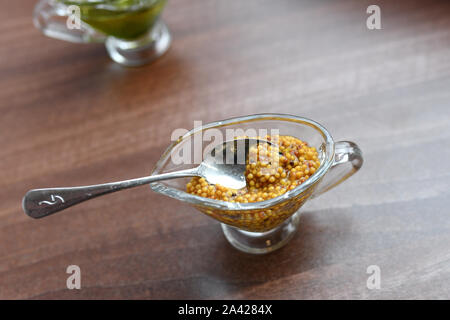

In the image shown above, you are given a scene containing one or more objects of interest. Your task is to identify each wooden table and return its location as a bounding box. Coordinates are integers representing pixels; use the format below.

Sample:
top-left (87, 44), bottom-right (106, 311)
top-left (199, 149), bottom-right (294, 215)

top-left (1, 0), bottom-right (450, 299)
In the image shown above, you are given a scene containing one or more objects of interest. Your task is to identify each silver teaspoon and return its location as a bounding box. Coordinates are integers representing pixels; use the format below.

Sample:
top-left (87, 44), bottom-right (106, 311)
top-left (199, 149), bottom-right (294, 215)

top-left (23, 138), bottom-right (273, 219)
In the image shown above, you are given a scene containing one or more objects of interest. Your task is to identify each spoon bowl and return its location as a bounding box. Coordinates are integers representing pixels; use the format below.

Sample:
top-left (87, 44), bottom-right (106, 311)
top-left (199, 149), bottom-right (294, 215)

top-left (199, 138), bottom-right (273, 189)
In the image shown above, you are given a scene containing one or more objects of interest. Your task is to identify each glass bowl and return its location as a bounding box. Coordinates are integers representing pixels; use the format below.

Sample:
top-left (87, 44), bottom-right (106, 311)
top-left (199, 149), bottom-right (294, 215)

top-left (33, 0), bottom-right (170, 66)
top-left (150, 114), bottom-right (363, 254)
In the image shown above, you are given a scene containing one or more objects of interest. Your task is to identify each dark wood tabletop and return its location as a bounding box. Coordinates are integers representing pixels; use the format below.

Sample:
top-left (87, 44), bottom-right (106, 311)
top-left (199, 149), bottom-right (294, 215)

top-left (1, 0), bottom-right (450, 300)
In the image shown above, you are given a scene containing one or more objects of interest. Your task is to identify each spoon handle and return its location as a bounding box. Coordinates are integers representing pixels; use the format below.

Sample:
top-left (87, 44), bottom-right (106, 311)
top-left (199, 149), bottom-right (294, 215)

top-left (22, 168), bottom-right (199, 219)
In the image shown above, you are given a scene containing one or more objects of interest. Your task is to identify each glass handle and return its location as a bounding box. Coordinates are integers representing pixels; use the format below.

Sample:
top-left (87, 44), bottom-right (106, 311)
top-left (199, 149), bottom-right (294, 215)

top-left (311, 141), bottom-right (363, 198)
top-left (33, 0), bottom-right (106, 43)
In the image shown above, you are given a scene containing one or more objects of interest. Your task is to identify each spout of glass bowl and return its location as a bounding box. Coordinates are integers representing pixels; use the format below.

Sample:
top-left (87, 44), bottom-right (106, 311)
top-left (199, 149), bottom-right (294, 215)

top-left (33, 0), bottom-right (106, 44)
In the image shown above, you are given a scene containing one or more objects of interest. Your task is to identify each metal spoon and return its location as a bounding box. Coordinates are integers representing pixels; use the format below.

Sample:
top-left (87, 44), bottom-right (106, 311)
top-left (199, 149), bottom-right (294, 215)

top-left (23, 138), bottom-right (273, 219)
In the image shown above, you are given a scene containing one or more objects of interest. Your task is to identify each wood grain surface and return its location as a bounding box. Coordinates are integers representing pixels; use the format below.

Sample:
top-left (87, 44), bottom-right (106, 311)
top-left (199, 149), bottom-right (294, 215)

top-left (1, 0), bottom-right (450, 299)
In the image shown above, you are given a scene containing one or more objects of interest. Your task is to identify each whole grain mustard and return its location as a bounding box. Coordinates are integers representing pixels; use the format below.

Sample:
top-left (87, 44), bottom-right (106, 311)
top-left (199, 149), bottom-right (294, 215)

top-left (186, 135), bottom-right (320, 203)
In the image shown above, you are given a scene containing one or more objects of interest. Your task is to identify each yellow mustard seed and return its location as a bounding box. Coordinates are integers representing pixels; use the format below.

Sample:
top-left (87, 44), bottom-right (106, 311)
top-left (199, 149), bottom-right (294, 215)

top-left (186, 135), bottom-right (321, 210)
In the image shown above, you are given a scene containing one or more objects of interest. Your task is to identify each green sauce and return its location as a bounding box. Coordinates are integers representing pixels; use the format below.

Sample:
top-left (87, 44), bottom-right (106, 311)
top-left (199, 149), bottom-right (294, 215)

top-left (61, 0), bottom-right (167, 40)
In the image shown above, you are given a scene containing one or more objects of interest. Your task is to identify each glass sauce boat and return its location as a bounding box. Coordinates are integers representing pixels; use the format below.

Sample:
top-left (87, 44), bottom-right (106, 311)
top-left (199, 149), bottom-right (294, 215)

top-left (33, 0), bottom-right (170, 66)
top-left (150, 114), bottom-right (363, 254)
